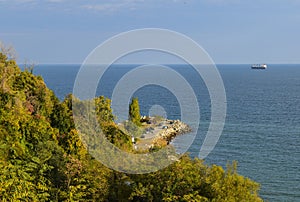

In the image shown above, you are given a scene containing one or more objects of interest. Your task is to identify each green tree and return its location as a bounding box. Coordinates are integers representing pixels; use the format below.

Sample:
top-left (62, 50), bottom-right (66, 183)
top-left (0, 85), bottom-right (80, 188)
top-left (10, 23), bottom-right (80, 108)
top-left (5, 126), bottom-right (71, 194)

top-left (129, 97), bottom-right (141, 126)
top-left (0, 49), bottom-right (113, 201)
top-left (126, 155), bottom-right (263, 202)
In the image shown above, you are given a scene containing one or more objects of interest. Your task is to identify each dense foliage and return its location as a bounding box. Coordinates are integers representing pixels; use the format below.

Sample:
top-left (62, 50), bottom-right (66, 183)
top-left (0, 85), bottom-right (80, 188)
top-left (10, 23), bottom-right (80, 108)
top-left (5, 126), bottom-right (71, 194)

top-left (0, 51), bottom-right (263, 201)
top-left (129, 97), bottom-right (141, 126)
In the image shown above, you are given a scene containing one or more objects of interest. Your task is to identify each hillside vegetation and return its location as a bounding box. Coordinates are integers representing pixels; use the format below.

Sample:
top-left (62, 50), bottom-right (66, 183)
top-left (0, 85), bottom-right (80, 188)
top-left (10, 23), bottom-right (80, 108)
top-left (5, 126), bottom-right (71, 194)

top-left (0, 51), bottom-right (263, 201)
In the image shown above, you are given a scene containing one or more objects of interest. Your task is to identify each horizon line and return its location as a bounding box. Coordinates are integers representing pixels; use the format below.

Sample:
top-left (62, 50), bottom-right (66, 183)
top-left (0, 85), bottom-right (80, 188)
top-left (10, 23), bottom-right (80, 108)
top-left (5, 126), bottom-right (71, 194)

top-left (17, 63), bottom-right (300, 66)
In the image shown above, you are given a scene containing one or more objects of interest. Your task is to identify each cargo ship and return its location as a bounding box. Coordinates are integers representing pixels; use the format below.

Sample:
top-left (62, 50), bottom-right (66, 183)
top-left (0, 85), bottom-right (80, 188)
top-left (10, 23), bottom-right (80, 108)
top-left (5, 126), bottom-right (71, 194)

top-left (251, 64), bottom-right (267, 69)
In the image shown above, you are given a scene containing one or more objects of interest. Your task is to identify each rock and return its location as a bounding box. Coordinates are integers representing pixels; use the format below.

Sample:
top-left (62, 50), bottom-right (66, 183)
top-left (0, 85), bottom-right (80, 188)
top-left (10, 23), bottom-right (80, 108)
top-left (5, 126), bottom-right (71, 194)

top-left (152, 119), bottom-right (191, 146)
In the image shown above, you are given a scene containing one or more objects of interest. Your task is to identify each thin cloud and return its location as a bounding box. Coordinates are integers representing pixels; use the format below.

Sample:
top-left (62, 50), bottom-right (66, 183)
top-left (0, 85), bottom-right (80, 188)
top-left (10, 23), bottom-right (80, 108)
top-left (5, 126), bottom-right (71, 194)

top-left (0, 0), bottom-right (35, 2)
top-left (0, 0), bottom-right (144, 12)
top-left (0, 0), bottom-right (67, 3)
top-left (82, 0), bottom-right (144, 13)
top-left (82, 3), bottom-right (126, 12)
top-left (46, 0), bottom-right (65, 2)
top-left (200, 0), bottom-right (240, 5)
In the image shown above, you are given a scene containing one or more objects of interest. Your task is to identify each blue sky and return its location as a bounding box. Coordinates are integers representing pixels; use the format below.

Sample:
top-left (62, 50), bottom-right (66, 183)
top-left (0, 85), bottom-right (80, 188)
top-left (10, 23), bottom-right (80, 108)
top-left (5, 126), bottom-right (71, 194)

top-left (0, 0), bottom-right (300, 64)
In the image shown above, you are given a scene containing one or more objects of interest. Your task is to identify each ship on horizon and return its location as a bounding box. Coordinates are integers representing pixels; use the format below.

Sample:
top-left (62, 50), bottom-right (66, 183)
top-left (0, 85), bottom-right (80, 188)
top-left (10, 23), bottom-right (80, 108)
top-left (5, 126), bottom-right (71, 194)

top-left (251, 64), bottom-right (267, 69)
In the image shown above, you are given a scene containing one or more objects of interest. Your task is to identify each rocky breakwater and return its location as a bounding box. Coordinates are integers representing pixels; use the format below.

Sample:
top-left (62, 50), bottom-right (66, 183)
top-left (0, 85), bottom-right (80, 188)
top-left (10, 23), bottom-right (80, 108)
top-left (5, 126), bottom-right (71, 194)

top-left (151, 120), bottom-right (192, 148)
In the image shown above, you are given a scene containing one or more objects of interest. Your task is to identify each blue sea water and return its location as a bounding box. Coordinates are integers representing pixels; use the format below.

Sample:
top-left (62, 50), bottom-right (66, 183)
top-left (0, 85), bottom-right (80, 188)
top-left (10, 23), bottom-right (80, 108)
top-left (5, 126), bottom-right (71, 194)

top-left (31, 64), bottom-right (300, 201)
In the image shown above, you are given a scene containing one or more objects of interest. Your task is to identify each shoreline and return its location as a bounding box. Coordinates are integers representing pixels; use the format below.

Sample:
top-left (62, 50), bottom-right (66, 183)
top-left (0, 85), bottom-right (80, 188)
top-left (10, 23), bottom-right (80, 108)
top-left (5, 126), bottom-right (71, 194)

top-left (135, 117), bottom-right (192, 150)
top-left (152, 119), bottom-right (191, 144)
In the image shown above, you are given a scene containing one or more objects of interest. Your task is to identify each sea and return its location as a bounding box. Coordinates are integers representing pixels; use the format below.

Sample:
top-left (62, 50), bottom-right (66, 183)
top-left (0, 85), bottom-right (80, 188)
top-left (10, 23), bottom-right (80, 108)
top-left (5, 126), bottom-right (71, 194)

top-left (29, 64), bottom-right (300, 202)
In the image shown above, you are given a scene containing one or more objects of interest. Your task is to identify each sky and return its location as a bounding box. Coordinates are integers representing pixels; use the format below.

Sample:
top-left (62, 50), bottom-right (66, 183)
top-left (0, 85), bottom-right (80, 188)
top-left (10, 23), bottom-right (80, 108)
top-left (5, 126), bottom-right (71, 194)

top-left (0, 0), bottom-right (300, 64)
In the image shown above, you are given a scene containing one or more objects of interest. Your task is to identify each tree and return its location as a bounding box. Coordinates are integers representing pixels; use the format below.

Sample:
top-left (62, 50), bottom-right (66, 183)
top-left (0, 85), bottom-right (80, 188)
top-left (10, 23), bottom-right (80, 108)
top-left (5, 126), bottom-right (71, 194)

top-left (0, 41), bottom-right (17, 60)
top-left (127, 155), bottom-right (263, 202)
top-left (129, 97), bottom-right (141, 126)
top-left (0, 49), bottom-right (113, 201)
